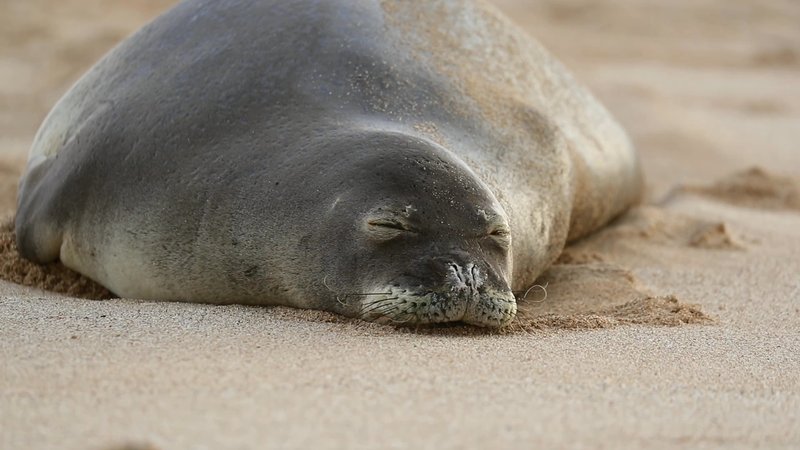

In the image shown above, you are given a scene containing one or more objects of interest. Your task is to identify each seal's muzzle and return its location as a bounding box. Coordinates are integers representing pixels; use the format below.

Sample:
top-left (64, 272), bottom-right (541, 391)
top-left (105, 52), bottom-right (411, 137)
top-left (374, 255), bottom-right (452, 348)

top-left (360, 253), bottom-right (516, 328)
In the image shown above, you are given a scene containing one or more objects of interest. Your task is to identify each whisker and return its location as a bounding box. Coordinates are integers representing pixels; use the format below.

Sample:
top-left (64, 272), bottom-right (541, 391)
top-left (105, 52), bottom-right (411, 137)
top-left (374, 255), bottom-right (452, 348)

top-left (369, 305), bottom-right (401, 322)
top-left (322, 276), bottom-right (393, 306)
top-left (322, 275), bottom-right (335, 292)
top-left (360, 296), bottom-right (399, 308)
top-left (385, 304), bottom-right (419, 325)
top-left (518, 281), bottom-right (549, 303)
top-left (391, 310), bottom-right (417, 324)
top-left (360, 297), bottom-right (400, 316)
top-left (346, 292), bottom-right (393, 296)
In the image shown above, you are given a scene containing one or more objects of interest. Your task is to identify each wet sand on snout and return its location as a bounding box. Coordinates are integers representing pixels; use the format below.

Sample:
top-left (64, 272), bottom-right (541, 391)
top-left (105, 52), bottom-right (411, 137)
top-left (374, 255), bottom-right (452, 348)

top-left (1, 1), bottom-right (799, 448)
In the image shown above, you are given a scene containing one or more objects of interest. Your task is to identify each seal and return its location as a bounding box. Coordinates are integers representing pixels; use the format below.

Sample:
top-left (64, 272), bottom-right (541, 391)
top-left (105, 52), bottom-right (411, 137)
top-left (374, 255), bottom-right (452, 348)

top-left (15, 0), bottom-right (643, 327)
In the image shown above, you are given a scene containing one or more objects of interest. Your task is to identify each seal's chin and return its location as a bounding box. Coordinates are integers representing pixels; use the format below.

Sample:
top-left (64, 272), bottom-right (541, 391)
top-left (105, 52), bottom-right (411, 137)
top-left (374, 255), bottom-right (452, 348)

top-left (359, 285), bottom-right (517, 328)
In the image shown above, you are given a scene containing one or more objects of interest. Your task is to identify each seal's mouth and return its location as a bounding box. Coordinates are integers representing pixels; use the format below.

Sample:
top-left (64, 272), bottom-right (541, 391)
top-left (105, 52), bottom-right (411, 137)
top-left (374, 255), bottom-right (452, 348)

top-left (359, 285), bottom-right (517, 328)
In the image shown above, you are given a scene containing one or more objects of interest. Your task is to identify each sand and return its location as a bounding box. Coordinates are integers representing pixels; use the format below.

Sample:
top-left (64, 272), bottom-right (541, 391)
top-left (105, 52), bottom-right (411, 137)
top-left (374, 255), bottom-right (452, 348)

top-left (1, 0), bottom-right (799, 449)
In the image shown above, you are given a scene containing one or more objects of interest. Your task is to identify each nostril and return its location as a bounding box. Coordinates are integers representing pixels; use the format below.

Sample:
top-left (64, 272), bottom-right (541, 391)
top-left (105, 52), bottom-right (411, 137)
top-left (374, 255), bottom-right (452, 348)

top-left (449, 263), bottom-right (465, 283)
top-left (465, 264), bottom-right (482, 294)
top-left (468, 264), bottom-right (478, 289)
top-left (430, 257), bottom-right (485, 294)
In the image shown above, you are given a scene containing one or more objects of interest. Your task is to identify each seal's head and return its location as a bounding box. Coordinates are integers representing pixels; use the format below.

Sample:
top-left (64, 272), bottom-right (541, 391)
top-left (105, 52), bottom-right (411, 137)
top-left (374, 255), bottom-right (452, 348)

top-left (315, 132), bottom-right (516, 328)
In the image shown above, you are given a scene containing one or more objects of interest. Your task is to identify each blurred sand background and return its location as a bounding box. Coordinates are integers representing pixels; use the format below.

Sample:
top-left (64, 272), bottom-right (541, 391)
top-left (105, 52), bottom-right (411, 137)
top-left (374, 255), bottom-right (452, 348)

top-left (1, 0), bottom-right (799, 449)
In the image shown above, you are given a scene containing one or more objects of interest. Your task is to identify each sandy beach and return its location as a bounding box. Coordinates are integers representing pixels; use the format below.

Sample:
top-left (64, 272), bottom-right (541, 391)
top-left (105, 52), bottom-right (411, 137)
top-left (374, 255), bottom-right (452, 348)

top-left (1, 0), bottom-right (799, 449)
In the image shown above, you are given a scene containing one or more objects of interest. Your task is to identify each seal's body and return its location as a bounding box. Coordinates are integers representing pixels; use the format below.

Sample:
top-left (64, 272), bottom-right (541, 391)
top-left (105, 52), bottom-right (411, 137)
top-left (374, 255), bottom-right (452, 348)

top-left (16, 0), bottom-right (642, 327)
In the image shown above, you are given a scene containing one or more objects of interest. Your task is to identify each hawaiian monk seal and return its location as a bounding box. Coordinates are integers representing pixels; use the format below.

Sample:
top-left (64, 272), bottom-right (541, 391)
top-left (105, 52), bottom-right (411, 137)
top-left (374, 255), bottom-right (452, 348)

top-left (15, 0), bottom-right (643, 327)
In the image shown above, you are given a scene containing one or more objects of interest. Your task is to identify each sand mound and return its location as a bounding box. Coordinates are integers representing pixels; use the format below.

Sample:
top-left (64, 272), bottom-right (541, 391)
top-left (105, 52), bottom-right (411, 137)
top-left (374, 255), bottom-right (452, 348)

top-left (681, 167), bottom-right (800, 212)
top-left (522, 262), bottom-right (647, 315)
top-left (607, 206), bottom-right (744, 250)
top-left (515, 296), bottom-right (712, 331)
top-left (560, 205), bottom-right (745, 266)
top-left (752, 45), bottom-right (800, 67)
top-left (513, 262), bottom-right (712, 331)
top-left (0, 218), bottom-right (113, 299)
top-left (609, 206), bottom-right (742, 249)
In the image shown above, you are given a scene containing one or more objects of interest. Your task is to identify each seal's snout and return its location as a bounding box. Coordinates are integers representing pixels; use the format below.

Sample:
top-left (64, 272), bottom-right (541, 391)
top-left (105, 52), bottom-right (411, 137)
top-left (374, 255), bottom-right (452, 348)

top-left (358, 253), bottom-right (516, 328)
top-left (429, 255), bottom-right (484, 295)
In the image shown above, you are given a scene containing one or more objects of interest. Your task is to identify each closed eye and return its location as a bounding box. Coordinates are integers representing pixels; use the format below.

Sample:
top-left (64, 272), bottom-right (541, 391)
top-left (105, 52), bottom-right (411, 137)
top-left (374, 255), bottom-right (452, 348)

top-left (365, 218), bottom-right (417, 242)
top-left (367, 219), bottom-right (413, 232)
top-left (485, 226), bottom-right (511, 249)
